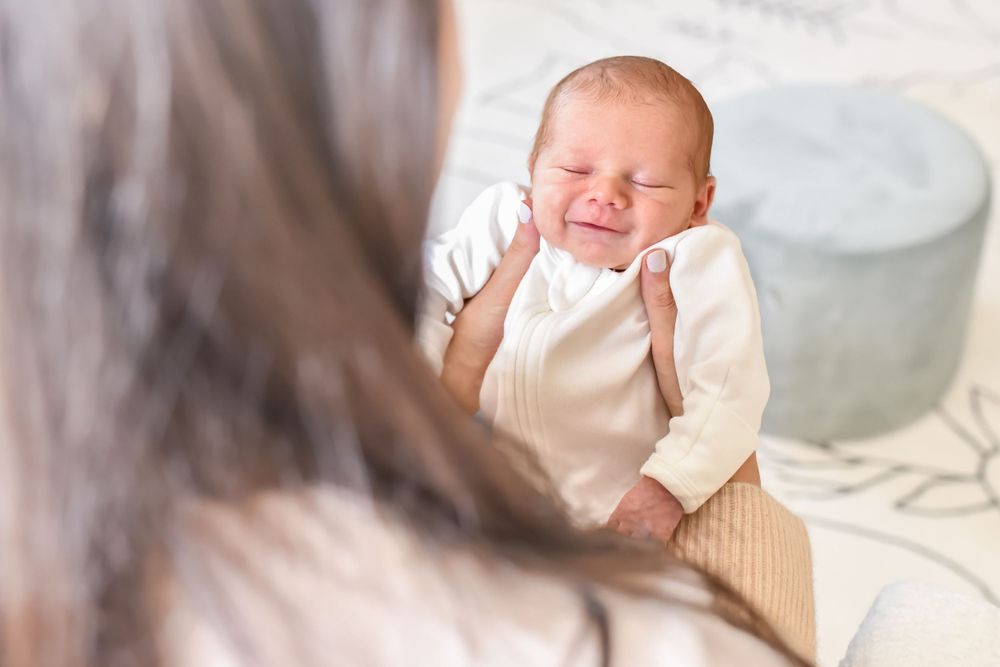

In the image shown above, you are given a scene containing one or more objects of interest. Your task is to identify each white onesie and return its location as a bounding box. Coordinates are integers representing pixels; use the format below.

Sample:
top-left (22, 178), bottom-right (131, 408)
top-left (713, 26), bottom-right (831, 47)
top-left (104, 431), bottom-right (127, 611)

top-left (418, 182), bottom-right (770, 524)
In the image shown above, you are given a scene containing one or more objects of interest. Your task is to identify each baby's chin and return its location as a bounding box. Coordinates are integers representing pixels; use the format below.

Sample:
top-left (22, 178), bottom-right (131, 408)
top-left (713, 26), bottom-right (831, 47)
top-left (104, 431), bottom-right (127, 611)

top-left (563, 242), bottom-right (633, 271)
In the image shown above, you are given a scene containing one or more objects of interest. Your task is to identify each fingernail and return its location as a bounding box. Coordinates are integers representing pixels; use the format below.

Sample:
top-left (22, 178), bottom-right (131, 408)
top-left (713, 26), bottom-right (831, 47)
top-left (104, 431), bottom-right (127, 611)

top-left (646, 249), bottom-right (667, 273)
top-left (517, 201), bottom-right (532, 224)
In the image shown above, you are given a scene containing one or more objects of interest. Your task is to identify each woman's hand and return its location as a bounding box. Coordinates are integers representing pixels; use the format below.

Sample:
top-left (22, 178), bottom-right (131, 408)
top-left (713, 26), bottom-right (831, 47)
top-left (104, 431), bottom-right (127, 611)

top-left (639, 247), bottom-right (761, 486)
top-left (440, 200), bottom-right (540, 415)
top-left (640, 248), bottom-right (685, 420)
top-left (607, 249), bottom-right (685, 544)
top-left (608, 248), bottom-right (762, 545)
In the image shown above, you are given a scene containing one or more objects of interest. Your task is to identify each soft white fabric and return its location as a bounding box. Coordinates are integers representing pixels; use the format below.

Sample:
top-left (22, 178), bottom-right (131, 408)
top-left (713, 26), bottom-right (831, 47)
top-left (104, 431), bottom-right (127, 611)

top-left (418, 182), bottom-right (770, 520)
top-left (163, 488), bottom-right (792, 667)
top-left (841, 580), bottom-right (1000, 667)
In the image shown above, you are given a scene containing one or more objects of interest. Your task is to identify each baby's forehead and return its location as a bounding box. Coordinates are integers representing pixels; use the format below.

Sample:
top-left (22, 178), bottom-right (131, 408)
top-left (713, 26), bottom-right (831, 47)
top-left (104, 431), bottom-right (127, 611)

top-left (551, 92), bottom-right (703, 152)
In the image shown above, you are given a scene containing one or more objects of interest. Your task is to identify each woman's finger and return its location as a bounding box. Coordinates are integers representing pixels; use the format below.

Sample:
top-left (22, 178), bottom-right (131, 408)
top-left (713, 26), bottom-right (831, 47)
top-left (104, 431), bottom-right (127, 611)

top-left (454, 200), bottom-right (539, 357)
top-left (442, 199), bottom-right (539, 413)
top-left (471, 198), bottom-right (539, 314)
top-left (641, 248), bottom-right (763, 488)
top-left (640, 248), bottom-right (684, 419)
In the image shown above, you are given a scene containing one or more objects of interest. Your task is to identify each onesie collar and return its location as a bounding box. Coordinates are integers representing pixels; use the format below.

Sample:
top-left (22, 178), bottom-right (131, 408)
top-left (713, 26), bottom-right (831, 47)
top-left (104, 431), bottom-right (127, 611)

top-left (539, 238), bottom-right (617, 312)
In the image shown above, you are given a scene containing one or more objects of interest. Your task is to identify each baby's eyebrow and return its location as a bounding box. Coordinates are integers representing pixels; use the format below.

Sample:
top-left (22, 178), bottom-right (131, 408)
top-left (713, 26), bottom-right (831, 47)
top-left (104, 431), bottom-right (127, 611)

top-left (550, 149), bottom-right (589, 161)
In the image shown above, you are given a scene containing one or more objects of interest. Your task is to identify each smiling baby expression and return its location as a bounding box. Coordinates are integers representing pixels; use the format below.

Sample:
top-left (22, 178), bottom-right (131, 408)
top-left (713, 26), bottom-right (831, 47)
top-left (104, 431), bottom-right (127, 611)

top-left (529, 94), bottom-right (715, 270)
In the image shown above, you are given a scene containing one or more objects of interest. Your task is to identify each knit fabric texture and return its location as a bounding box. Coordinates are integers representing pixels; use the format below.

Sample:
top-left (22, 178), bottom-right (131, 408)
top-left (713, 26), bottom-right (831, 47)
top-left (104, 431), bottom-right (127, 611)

top-left (670, 482), bottom-right (817, 663)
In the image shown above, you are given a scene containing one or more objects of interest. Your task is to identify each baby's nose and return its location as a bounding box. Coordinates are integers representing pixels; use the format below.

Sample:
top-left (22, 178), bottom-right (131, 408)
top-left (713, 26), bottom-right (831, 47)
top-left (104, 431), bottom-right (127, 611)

top-left (587, 174), bottom-right (628, 209)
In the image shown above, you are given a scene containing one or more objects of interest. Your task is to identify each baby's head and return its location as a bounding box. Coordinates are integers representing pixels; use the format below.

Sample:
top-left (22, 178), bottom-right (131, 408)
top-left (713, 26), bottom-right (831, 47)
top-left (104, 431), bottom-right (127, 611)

top-left (528, 56), bottom-right (715, 270)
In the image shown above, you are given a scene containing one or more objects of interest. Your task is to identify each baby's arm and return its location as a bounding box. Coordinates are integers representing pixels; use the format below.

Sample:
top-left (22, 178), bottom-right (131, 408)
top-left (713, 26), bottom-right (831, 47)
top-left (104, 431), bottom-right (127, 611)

top-left (639, 224), bottom-right (770, 514)
top-left (417, 182), bottom-right (528, 374)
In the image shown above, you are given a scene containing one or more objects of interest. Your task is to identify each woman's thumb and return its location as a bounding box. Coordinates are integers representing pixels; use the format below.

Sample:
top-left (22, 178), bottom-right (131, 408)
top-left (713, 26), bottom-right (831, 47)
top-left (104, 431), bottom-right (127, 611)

top-left (641, 248), bottom-right (675, 310)
top-left (511, 198), bottom-right (540, 254)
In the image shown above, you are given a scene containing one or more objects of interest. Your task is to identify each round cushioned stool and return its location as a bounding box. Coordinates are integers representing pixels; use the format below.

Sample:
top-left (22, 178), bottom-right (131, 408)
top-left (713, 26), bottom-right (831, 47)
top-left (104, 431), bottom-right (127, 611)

top-left (711, 86), bottom-right (991, 441)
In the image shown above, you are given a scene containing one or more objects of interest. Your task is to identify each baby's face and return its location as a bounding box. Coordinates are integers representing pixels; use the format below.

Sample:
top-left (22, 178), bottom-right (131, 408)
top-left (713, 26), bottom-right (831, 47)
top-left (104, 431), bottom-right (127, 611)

top-left (530, 96), bottom-right (712, 270)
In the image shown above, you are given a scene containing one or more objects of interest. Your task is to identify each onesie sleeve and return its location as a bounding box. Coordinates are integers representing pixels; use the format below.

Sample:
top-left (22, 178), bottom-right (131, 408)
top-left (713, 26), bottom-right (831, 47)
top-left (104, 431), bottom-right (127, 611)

top-left (416, 182), bottom-right (527, 375)
top-left (639, 224), bottom-right (771, 513)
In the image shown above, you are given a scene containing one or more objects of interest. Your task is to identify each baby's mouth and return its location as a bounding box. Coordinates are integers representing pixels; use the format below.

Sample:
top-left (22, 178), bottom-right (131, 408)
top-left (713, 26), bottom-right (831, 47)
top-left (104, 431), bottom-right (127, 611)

top-left (567, 220), bottom-right (624, 234)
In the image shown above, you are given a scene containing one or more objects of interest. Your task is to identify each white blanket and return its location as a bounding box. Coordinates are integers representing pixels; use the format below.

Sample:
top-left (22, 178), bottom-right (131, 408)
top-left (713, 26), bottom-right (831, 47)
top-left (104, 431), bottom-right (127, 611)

top-left (841, 580), bottom-right (1000, 666)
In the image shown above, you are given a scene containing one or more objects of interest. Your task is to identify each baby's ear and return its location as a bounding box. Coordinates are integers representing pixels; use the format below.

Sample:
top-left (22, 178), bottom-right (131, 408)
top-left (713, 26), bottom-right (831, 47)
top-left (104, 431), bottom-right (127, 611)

top-left (690, 176), bottom-right (716, 227)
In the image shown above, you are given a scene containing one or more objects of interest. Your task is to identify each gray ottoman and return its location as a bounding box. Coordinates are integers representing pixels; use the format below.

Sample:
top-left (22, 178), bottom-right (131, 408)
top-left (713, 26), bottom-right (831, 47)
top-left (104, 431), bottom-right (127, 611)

top-left (711, 86), bottom-right (991, 441)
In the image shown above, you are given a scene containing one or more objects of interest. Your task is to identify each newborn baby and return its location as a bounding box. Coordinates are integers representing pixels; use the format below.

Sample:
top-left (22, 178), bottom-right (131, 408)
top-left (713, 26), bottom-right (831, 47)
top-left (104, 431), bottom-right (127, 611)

top-left (419, 56), bottom-right (769, 534)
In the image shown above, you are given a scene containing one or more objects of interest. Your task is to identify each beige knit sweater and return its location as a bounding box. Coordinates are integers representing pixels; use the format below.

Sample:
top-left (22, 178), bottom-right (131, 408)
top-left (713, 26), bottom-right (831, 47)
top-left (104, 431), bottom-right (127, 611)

top-left (670, 482), bottom-right (817, 663)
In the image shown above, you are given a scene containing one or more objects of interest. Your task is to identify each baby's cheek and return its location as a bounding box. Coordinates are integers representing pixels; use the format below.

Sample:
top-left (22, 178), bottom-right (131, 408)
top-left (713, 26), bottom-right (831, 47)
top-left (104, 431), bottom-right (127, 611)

top-left (639, 210), bottom-right (685, 246)
top-left (530, 195), bottom-right (563, 236)
top-left (533, 207), bottom-right (561, 241)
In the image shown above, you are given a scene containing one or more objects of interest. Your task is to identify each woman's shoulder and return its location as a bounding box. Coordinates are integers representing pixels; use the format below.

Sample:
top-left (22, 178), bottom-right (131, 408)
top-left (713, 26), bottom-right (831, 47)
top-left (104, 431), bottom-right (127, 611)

top-left (161, 486), bottom-right (788, 666)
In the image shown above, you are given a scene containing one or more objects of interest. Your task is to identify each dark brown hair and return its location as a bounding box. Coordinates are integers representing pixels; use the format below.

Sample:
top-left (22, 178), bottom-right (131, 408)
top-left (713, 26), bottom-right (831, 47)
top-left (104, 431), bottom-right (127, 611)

top-left (0, 2), bottom-right (801, 666)
top-left (529, 56), bottom-right (714, 183)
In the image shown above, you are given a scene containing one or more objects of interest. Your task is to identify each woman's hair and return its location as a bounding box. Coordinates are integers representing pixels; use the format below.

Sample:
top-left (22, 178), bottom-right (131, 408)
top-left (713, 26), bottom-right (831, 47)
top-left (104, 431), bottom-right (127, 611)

top-left (0, 1), bottom-right (802, 666)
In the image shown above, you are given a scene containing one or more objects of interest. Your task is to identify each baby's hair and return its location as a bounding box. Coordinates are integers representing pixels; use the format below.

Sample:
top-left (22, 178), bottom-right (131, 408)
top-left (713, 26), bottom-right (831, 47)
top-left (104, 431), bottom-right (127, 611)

top-left (528, 56), bottom-right (714, 184)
